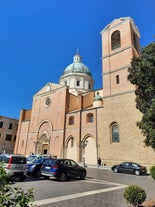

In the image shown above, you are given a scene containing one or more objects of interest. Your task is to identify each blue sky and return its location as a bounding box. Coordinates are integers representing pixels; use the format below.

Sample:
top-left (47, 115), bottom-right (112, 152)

top-left (0, 0), bottom-right (154, 119)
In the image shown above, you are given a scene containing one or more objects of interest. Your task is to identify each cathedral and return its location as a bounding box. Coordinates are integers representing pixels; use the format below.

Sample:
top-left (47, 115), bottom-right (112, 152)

top-left (14, 17), bottom-right (155, 168)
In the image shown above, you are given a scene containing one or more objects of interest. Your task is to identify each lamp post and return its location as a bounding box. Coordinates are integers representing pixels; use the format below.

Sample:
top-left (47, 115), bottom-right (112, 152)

top-left (81, 140), bottom-right (88, 167)
top-left (34, 141), bottom-right (41, 154)
top-left (97, 144), bottom-right (100, 159)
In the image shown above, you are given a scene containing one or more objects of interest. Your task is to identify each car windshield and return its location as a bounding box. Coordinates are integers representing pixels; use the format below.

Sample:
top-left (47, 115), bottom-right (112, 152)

top-left (70, 160), bottom-right (78, 166)
top-left (33, 158), bottom-right (44, 164)
top-left (27, 155), bottom-right (38, 161)
top-left (0, 156), bottom-right (9, 163)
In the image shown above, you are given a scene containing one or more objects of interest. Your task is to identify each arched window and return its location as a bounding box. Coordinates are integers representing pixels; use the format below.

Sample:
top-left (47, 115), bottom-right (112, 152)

top-left (111, 122), bottom-right (120, 143)
top-left (87, 113), bottom-right (94, 123)
top-left (111, 30), bottom-right (121, 50)
top-left (68, 137), bottom-right (74, 147)
top-left (69, 116), bottom-right (74, 125)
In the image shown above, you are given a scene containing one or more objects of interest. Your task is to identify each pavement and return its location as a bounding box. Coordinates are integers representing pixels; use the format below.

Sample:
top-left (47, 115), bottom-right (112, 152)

top-left (14, 166), bottom-right (155, 207)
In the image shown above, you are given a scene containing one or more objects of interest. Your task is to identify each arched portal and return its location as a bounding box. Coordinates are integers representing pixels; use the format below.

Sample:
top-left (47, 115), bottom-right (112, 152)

top-left (83, 136), bottom-right (97, 165)
top-left (36, 133), bottom-right (50, 154)
top-left (36, 120), bottom-right (52, 154)
top-left (66, 137), bottom-right (77, 162)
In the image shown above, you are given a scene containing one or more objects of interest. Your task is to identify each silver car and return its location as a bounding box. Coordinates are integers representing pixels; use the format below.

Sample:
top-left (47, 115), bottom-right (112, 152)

top-left (0, 154), bottom-right (27, 181)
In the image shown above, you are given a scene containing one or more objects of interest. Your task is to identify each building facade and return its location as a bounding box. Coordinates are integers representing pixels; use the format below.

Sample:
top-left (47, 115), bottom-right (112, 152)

top-left (0, 116), bottom-right (18, 153)
top-left (100, 17), bottom-right (155, 167)
top-left (14, 17), bottom-right (155, 168)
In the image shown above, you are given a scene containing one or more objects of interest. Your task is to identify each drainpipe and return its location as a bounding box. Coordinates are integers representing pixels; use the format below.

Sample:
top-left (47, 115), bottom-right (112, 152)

top-left (24, 120), bottom-right (30, 155)
top-left (79, 95), bottom-right (83, 163)
top-left (96, 108), bottom-right (99, 160)
top-left (62, 87), bottom-right (68, 158)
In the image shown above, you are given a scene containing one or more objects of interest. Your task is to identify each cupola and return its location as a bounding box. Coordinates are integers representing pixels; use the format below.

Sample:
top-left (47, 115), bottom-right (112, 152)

top-left (59, 51), bottom-right (94, 95)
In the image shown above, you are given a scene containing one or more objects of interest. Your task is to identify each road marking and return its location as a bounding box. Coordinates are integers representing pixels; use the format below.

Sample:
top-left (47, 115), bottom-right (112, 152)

top-left (84, 178), bottom-right (123, 186)
top-left (33, 179), bottom-right (127, 206)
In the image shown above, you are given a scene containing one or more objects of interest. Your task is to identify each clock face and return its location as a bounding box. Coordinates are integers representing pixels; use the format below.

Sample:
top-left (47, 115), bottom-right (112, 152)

top-left (45, 98), bottom-right (51, 106)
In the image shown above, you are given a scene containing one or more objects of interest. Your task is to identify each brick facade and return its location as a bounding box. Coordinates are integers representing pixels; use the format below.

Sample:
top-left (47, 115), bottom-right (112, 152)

top-left (14, 17), bottom-right (155, 169)
top-left (0, 116), bottom-right (18, 153)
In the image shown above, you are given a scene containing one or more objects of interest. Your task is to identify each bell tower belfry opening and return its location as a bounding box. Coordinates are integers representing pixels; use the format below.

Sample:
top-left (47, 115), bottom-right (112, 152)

top-left (101, 17), bottom-right (140, 97)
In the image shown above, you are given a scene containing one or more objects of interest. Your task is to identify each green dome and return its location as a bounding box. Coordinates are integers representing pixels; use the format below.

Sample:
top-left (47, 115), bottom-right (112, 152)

top-left (63, 53), bottom-right (92, 76)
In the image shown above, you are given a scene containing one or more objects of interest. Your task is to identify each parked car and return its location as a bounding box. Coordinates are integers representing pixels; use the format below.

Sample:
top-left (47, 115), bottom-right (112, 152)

top-left (27, 157), bottom-right (49, 177)
top-left (26, 154), bottom-right (51, 164)
top-left (111, 162), bottom-right (147, 176)
top-left (0, 154), bottom-right (27, 181)
top-left (41, 158), bottom-right (87, 181)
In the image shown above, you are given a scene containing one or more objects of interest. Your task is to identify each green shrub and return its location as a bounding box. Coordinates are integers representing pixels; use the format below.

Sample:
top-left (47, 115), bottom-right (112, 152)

top-left (150, 166), bottom-right (155, 180)
top-left (0, 165), bottom-right (35, 207)
top-left (123, 184), bottom-right (146, 207)
top-left (0, 165), bottom-right (10, 185)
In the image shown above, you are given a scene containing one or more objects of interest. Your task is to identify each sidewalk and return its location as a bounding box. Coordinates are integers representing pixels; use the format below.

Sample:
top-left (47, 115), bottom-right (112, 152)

top-left (79, 163), bottom-right (111, 171)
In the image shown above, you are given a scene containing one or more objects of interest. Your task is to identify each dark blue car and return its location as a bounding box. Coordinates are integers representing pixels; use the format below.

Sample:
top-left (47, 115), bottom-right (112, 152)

top-left (40, 158), bottom-right (86, 181)
top-left (27, 157), bottom-right (49, 177)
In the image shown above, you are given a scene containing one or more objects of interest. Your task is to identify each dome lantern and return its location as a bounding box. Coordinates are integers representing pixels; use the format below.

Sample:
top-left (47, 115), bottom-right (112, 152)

top-left (73, 50), bottom-right (82, 63)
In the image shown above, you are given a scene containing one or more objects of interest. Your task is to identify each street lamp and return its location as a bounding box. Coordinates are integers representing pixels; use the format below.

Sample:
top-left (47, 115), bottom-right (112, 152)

top-left (97, 144), bottom-right (100, 159)
top-left (81, 140), bottom-right (88, 167)
top-left (34, 141), bottom-right (41, 154)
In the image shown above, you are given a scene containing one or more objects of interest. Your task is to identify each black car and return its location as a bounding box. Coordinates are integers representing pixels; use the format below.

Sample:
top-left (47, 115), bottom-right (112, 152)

top-left (40, 158), bottom-right (87, 181)
top-left (111, 162), bottom-right (147, 176)
top-left (27, 157), bottom-right (49, 177)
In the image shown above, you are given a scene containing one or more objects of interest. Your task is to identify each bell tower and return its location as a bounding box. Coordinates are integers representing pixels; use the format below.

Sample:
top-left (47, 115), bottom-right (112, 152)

top-left (101, 17), bottom-right (140, 97)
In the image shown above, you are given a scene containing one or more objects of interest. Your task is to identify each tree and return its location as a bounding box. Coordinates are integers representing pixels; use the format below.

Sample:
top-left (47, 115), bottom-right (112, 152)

top-left (128, 42), bottom-right (155, 149)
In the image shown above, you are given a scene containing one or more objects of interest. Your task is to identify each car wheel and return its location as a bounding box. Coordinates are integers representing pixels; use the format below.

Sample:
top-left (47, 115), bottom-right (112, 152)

top-left (58, 172), bottom-right (67, 181)
top-left (80, 171), bottom-right (86, 180)
top-left (114, 168), bottom-right (118, 173)
top-left (32, 171), bottom-right (36, 177)
top-left (135, 170), bottom-right (140, 176)
top-left (35, 170), bottom-right (41, 177)
top-left (19, 175), bottom-right (26, 181)
top-left (43, 176), bottom-right (49, 179)
top-left (27, 172), bottom-right (31, 176)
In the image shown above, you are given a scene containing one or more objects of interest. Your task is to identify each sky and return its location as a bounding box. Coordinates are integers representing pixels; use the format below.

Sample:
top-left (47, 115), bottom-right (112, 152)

top-left (0, 0), bottom-right (154, 119)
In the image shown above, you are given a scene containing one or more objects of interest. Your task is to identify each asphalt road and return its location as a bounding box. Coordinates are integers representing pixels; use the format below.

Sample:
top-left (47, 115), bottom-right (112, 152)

top-left (13, 167), bottom-right (155, 207)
